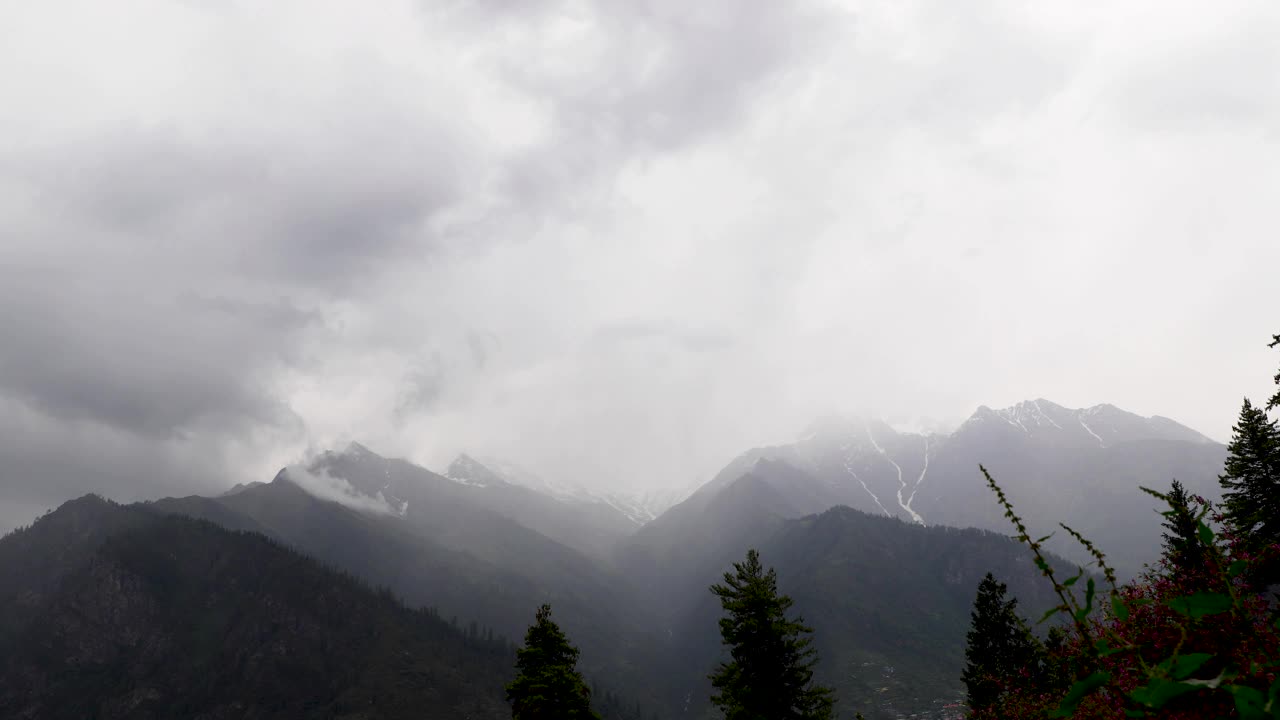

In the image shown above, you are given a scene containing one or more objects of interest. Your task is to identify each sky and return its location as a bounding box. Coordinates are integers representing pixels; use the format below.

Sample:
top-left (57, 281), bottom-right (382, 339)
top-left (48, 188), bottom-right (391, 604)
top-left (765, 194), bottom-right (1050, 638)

top-left (1, 0), bottom-right (1278, 531)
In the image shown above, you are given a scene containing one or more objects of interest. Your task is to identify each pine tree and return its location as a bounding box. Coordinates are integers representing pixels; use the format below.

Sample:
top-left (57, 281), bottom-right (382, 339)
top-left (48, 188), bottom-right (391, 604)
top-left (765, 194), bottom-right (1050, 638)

top-left (505, 604), bottom-right (600, 720)
top-left (708, 548), bottom-right (835, 720)
top-left (1218, 398), bottom-right (1280, 559)
top-left (1160, 479), bottom-right (1203, 572)
top-left (961, 573), bottom-right (1040, 714)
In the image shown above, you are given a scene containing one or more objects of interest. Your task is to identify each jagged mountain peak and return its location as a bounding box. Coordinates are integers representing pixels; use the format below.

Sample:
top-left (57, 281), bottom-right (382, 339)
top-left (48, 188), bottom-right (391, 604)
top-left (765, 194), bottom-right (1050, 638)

top-left (445, 454), bottom-right (509, 488)
top-left (220, 481), bottom-right (266, 497)
top-left (342, 440), bottom-right (378, 458)
top-left (957, 399), bottom-right (1214, 447)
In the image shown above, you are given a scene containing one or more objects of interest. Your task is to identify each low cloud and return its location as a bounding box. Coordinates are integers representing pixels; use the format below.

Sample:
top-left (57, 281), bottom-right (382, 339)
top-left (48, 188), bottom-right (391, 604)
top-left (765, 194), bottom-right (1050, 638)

top-left (279, 466), bottom-right (403, 517)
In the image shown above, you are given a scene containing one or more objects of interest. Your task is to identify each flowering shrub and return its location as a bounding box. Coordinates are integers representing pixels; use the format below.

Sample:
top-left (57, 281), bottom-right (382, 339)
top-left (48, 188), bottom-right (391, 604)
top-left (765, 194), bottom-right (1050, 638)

top-left (974, 470), bottom-right (1280, 719)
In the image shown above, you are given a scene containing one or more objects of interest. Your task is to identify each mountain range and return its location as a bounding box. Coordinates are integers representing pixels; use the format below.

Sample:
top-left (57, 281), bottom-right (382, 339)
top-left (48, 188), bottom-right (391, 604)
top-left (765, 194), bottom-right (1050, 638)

top-left (684, 399), bottom-right (1224, 576)
top-left (0, 398), bottom-right (1229, 719)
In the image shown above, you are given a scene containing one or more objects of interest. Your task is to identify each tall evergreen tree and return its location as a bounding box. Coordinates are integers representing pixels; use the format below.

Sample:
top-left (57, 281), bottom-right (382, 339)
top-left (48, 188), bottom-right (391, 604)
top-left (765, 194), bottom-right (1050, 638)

top-left (961, 573), bottom-right (1040, 715)
top-left (709, 549), bottom-right (835, 720)
top-left (505, 604), bottom-right (600, 720)
top-left (1218, 398), bottom-right (1280, 560)
top-left (1160, 479), bottom-right (1204, 572)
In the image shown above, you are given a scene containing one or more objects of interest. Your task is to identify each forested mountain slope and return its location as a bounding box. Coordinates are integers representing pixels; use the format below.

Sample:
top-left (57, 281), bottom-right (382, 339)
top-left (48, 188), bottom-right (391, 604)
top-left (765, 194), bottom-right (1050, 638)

top-left (0, 496), bottom-right (513, 720)
top-left (620, 480), bottom-right (1070, 719)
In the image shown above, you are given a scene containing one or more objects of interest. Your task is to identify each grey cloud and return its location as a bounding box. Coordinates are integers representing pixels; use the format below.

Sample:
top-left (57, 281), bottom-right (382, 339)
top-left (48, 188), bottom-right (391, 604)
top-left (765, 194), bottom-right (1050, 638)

top-left (0, 392), bottom-right (270, 532)
top-left (0, 275), bottom-right (311, 438)
top-left (395, 355), bottom-right (447, 421)
top-left (2, 0), bottom-right (1279, 532)
top-left (586, 321), bottom-right (735, 354)
top-left (8, 121), bottom-right (468, 292)
top-left (490, 0), bottom-right (844, 211)
top-left (281, 465), bottom-right (401, 516)
top-left (1101, 16), bottom-right (1280, 133)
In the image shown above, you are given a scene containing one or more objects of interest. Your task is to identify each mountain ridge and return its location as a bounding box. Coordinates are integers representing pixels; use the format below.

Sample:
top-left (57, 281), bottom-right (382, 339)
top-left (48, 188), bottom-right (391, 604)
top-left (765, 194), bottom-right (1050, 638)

top-left (657, 398), bottom-right (1225, 577)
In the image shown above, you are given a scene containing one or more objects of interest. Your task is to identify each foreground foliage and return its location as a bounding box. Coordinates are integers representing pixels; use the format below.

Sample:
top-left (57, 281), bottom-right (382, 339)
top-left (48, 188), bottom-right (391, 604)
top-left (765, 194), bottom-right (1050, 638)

top-left (974, 474), bottom-right (1280, 719)
top-left (966, 334), bottom-right (1280, 718)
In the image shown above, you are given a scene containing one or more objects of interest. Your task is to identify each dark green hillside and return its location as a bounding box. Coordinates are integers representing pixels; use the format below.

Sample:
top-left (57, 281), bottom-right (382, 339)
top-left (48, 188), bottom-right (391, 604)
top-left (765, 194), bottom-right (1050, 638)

top-left (0, 497), bottom-right (513, 720)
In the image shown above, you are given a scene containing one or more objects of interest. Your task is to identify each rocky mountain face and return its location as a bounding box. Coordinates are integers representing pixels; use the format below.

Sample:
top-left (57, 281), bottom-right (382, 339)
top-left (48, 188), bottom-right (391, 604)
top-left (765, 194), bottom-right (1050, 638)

top-left (0, 497), bottom-right (513, 720)
top-left (673, 399), bottom-right (1225, 576)
top-left (316, 443), bottom-right (634, 560)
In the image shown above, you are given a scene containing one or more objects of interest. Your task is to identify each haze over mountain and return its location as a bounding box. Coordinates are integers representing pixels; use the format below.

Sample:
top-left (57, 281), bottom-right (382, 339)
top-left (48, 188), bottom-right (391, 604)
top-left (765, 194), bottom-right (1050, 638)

top-left (3, 462), bottom-right (1074, 719)
top-left (0, 378), bottom-right (1252, 718)
top-left (445, 453), bottom-right (690, 526)
top-left (6, 393), bottom-right (1214, 712)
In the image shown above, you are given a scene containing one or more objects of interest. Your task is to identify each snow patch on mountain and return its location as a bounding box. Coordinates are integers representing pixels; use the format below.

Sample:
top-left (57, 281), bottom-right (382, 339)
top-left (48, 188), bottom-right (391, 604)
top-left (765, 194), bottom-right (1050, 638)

top-left (866, 425), bottom-right (924, 525)
top-left (841, 442), bottom-right (891, 517)
top-left (907, 437), bottom-right (930, 507)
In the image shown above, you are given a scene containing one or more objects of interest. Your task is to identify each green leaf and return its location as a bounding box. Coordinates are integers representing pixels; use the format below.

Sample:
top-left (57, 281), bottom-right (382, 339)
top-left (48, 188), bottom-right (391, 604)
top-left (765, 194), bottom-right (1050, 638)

top-left (1064, 574), bottom-right (1081, 587)
top-left (1169, 653), bottom-right (1214, 680)
top-left (1267, 676), bottom-right (1280, 716)
top-left (1039, 606), bottom-right (1064, 624)
top-left (1129, 678), bottom-right (1201, 708)
top-left (1228, 559), bottom-right (1249, 578)
top-left (1051, 672), bottom-right (1110, 717)
top-left (1036, 533), bottom-right (1055, 543)
top-left (1197, 521), bottom-right (1214, 546)
top-left (1226, 685), bottom-right (1266, 718)
top-left (1166, 593), bottom-right (1233, 619)
top-left (1112, 596), bottom-right (1130, 622)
